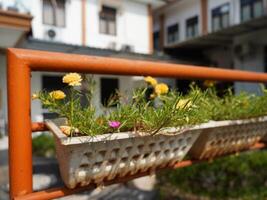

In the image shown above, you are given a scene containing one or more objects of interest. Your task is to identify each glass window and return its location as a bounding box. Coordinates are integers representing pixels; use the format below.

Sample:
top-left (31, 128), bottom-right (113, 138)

top-left (167, 23), bottom-right (179, 44)
top-left (100, 78), bottom-right (119, 106)
top-left (253, 0), bottom-right (263, 18)
top-left (99, 6), bottom-right (117, 36)
top-left (43, 0), bottom-right (65, 27)
top-left (212, 3), bottom-right (230, 32)
top-left (42, 75), bottom-right (67, 119)
top-left (242, 4), bottom-right (252, 21)
top-left (241, 0), bottom-right (263, 22)
top-left (186, 16), bottom-right (198, 39)
top-left (153, 31), bottom-right (160, 51)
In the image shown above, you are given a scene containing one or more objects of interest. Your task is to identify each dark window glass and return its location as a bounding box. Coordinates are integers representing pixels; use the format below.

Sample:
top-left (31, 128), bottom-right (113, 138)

top-left (212, 3), bottom-right (230, 31)
top-left (99, 6), bottom-right (117, 35)
top-left (42, 75), bottom-right (66, 119)
top-left (241, 0), bottom-right (263, 22)
top-left (167, 23), bottom-right (179, 44)
top-left (42, 75), bottom-right (65, 92)
top-left (100, 78), bottom-right (119, 106)
top-left (43, 0), bottom-right (65, 27)
top-left (153, 31), bottom-right (160, 51)
top-left (186, 16), bottom-right (198, 39)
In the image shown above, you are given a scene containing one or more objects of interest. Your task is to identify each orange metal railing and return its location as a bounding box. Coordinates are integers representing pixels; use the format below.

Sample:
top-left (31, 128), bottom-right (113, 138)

top-left (7, 48), bottom-right (267, 200)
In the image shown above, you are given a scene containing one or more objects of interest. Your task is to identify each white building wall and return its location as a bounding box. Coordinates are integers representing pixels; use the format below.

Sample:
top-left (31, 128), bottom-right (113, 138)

top-left (27, 0), bottom-right (83, 45)
top-left (86, 0), bottom-right (150, 54)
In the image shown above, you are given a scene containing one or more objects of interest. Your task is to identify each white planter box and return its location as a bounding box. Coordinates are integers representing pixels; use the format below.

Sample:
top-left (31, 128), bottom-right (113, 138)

top-left (46, 116), bottom-right (267, 189)
top-left (189, 116), bottom-right (267, 159)
top-left (46, 119), bottom-right (201, 189)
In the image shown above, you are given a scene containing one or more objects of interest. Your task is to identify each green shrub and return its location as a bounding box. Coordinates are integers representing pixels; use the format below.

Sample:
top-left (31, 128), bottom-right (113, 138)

top-left (32, 133), bottom-right (55, 157)
top-left (158, 150), bottom-right (267, 200)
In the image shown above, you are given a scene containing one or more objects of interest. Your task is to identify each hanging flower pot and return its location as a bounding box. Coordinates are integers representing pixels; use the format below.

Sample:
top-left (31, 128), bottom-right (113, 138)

top-left (33, 73), bottom-right (267, 189)
top-left (46, 118), bottom-right (201, 189)
top-left (189, 116), bottom-right (267, 160)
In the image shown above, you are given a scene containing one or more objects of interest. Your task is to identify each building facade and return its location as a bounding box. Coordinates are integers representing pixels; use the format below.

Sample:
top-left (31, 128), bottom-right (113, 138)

top-left (154, 0), bottom-right (267, 93)
top-left (0, 0), bottom-right (166, 134)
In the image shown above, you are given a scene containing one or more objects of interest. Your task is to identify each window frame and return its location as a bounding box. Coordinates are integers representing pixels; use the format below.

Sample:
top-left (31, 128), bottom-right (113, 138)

top-left (186, 16), bottom-right (199, 39)
top-left (41, 74), bottom-right (67, 118)
top-left (153, 31), bottom-right (160, 51)
top-left (167, 23), bottom-right (179, 44)
top-left (100, 77), bottom-right (119, 106)
top-left (212, 3), bottom-right (230, 32)
top-left (99, 5), bottom-right (117, 36)
top-left (42, 0), bottom-right (66, 27)
top-left (241, 0), bottom-right (264, 22)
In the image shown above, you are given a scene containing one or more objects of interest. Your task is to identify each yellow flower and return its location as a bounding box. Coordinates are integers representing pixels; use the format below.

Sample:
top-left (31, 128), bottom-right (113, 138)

top-left (62, 73), bottom-right (82, 86)
top-left (60, 126), bottom-right (71, 136)
top-left (144, 76), bottom-right (157, 86)
top-left (204, 80), bottom-right (216, 88)
top-left (49, 90), bottom-right (66, 100)
top-left (176, 99), bottom-right (192, 109)
top-left (241, 99), bottom-right (249, 108)
top-left (31, 93), bottom-right (39, 100)
top-left (60, 126), bottom-right (79, 136)
top-left (155, 83), bottom-right (169, 95)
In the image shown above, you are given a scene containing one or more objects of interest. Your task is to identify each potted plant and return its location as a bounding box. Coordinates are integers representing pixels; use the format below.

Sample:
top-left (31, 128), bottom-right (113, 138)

top-left (33, 74), bottom-right (267, 188)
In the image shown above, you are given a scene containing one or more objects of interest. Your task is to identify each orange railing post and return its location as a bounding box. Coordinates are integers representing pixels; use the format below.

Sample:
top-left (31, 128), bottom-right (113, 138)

top-left (8, 50), bottom-right (32, 198)
top-left (6, 48), bottom-right (267, 200)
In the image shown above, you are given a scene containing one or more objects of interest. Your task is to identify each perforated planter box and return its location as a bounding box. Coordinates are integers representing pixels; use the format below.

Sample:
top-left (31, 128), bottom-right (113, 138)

top-left (189, 116), bottom-right (267, 160)
top-left (46, 119), bottom-right (201, 189)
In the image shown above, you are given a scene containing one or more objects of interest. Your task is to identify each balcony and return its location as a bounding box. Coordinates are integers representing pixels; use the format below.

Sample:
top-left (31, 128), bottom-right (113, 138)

top-left (0, 9), bottom-right (32, 48)
top-left (165, 14), bottom-right (267, 52)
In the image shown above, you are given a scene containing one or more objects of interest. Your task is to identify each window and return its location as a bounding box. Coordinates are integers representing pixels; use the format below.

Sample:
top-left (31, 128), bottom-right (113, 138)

top-left (167, 24), bottom-right (179, 44)
top-left (212, 3), bottom-right (230, 31)
top-left (100, 78), bottom-right (119, 106)
top-left (153, 31), bottom-right (160, 51)
top-left (99, 6), bottom-right (117, 35)
top-left (42, 75), bottom-right (66, 119)
top-left (186, 16), bottom-right (199, 39)
top-left (43, 0), bottom-right (65, 27)
top-left (241, 0), bottom-right (264, 22)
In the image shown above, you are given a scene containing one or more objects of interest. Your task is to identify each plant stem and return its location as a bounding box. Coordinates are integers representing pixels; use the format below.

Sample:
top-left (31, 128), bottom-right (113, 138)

top-left (70, 88), bottom-right (74, 129)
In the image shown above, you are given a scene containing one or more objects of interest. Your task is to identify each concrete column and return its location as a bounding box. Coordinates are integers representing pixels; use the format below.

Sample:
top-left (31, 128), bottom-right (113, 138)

top-left (200, 0), bottom-right (208, 35)
top-left (81, 0), bottom-right (86, 46)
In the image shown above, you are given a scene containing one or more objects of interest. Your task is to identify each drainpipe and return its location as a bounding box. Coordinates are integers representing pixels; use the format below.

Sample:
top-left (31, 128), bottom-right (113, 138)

top-left (159, 14), bottom-right (165, 51)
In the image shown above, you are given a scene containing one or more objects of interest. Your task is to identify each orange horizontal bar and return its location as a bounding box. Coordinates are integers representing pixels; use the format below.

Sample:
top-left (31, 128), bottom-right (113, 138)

top-left (31, 122), bottom-right (48, 132)
top-left (9, 48), bottom-right (267, 82)
top-left (14, 142), bottom-right (267, 200)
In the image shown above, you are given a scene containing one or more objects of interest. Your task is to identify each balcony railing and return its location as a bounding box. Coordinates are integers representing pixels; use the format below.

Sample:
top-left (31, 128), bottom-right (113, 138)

top-left (7, 48), bottom-right (267, 200)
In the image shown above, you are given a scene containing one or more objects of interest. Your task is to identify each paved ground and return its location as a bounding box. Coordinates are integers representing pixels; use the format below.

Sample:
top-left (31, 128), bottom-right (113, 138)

top-left (0, 136), bottom-right (158, 200)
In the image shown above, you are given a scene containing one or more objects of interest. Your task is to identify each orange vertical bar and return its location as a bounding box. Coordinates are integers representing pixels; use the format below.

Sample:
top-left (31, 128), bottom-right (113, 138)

top-left (147, 4), bottom-right (153, 54)
top-left (8, 50), bottom-right (32, 199)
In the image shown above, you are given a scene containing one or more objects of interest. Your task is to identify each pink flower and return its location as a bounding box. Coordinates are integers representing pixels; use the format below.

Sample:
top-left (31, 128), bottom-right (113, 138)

top-left (108, 121), bottom-right (121, 128)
